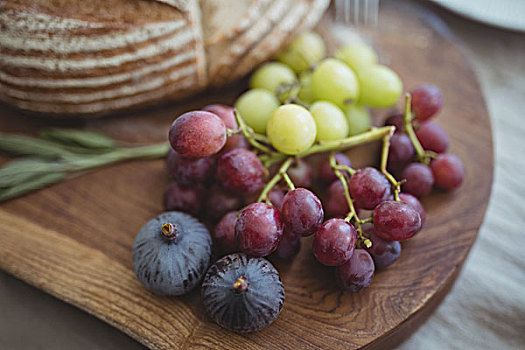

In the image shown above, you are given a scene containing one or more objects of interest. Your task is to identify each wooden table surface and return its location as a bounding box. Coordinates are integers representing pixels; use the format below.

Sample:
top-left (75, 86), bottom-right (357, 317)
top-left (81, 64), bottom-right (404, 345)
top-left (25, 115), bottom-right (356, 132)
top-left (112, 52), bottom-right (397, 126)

top-left (0, 1), bottom-right (499, 349)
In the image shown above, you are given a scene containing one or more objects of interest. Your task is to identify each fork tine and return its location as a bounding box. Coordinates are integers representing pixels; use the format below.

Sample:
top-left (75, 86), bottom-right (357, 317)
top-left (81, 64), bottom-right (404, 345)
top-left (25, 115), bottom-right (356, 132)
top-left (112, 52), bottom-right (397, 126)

top-left (368, 0), bottom-right (379, 26)
top-left (353, 0), bottom-right (359, 25)
top-left (335, 0), bottom-right (342, 22)
top-left (344, 0), bottom-right (350, 24)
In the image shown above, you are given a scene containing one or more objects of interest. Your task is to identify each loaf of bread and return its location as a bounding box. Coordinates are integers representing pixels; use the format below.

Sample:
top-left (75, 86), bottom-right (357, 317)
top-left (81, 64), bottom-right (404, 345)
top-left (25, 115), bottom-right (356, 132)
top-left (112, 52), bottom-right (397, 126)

top-left (0, 0), bottom-right (329, 116)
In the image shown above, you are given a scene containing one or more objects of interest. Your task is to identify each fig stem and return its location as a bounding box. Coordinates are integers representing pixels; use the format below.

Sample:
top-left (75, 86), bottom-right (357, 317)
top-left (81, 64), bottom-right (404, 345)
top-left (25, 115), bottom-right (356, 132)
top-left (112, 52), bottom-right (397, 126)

top-left (233, 276), bottom-right (249, 292)
top-left (160, 222), bottom-right (178, 240)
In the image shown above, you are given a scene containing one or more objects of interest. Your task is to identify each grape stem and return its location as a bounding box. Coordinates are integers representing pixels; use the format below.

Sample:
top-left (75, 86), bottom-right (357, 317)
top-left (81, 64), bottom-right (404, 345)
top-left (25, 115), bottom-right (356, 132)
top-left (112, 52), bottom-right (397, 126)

top-left (262, 126), bottom-right (396, 167)
top-left (379, 126), bottom-right (402, 201)
top-left (403, 93), bottom-right (432, 165)
top-left (234, 111), bottom-right (278, 155)
top-left (257, 157), bottom-right (294, 203)
top-left (329, 153), bottom-right (364, 237)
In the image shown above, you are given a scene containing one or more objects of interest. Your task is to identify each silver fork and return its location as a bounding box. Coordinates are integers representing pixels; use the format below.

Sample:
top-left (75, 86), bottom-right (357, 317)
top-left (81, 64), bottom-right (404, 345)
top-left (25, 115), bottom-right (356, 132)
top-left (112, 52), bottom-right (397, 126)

top-left (335, 0), bottom-right (379, 26)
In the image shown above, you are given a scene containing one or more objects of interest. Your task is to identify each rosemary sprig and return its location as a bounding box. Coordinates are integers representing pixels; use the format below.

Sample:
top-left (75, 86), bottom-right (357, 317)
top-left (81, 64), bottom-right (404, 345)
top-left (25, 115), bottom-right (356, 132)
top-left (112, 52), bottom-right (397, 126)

top-left (0, 130), bottom-right (169, 203)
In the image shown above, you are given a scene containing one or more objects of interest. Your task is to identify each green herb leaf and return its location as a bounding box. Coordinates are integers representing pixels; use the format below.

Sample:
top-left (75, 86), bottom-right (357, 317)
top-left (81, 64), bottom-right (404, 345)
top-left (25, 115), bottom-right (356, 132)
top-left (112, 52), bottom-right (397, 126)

top-left (0, 171), bottom-right (67, 202)
top-left (40, 129), bottom-right (116, 150)
top-left (0, 133), bottom-right (74, 158)
top-left (0, 158), bottom-right (66, 188)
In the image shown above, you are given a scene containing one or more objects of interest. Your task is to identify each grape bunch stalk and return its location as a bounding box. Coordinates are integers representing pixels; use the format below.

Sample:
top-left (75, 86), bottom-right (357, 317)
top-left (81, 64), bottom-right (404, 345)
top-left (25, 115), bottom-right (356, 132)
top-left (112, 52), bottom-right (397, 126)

top-left (163, 32), bottom-right (465, 296)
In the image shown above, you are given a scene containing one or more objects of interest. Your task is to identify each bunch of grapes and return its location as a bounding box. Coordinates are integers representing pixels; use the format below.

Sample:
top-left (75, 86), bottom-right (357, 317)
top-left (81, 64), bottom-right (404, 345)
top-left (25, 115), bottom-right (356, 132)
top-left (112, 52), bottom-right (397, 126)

top-left (163, 32), bottom-right (464, 294)
top-left (385, 84), bottom-right (465, 196)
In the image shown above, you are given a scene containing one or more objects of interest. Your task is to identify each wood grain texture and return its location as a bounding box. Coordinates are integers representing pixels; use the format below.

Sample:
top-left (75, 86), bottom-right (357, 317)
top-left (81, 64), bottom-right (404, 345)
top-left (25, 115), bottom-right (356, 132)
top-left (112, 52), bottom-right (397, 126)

top-left (0, 1), bottom-right (493, 349)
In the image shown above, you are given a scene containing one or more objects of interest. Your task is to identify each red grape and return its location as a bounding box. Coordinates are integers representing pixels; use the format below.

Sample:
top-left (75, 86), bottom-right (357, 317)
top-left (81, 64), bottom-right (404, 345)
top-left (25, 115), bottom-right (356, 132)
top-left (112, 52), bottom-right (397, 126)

top-left (202, 104), bottom-right (236, 129)
top-left (430, 154), bottom-right (464, 190)
top-left (165, 148), bottom-right (215, 186)
top-left (335, 249), bottom-right (375, 292)
top-left (373, 200), bottom-right (421, 241)
top-left (401, 163), bottom-right (434, 198)
top-left (348, 167), bottom-right (392, 210)
top-left (312, 218), bottom-right (357, 266)
top-left (287, 159), bottom-right (312, 188)
top-left (318, 153), bottom-right (352, 183)
top-left (387, 133), bottom-right (415, 171)
top-left (163, 182), bottom-right (204, 216)
top-left (324, 180), bottom-right (350, 218)
top-left (203, 104), bottom-right (249, 152)
top-left (384, 113), bottom-right (405, 133)
top-left (416, 121), bottom-right (449, 154)
top-left (281, 188), bottom-right (324, 237)
top-left (235, 203), bottom-right (283, 257)
top-left (410, 84), bottom-right (443, 121)
top-left (169, 111), bottom-right (227, 158)
top-left (213, 211), bottom-right (239, 255)
top-left (205, 185), bottom-right (244, 222)
top-left (217, 149), bottom-right (264, 194)
top-left (268, 188), bottom-right (285, 212)
top-left (275, 227), bottom-right (301, 260)
top-left (399, 192), bottom-right (426, 225)
top-left (364, 230), bottom-right (401, 269)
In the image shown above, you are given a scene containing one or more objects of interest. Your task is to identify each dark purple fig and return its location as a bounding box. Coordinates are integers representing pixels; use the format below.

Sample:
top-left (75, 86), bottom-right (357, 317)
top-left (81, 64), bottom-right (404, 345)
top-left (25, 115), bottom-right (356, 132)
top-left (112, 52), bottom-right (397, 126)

top-left (201, 253), bottom-right (284, 333)
top-left (132, 211), bottom-right (212, 296)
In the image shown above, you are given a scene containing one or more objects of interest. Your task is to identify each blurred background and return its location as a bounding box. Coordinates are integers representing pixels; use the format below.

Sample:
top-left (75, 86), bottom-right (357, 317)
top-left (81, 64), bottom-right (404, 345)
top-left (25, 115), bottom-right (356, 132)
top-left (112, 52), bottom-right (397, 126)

top-left (1, 0), bottom-right (524, 349)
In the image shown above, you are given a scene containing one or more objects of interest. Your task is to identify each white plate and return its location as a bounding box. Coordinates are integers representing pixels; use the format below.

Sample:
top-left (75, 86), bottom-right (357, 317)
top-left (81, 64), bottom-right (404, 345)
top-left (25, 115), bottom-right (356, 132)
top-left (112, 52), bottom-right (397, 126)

top-left (431, 0), bottom-right (525, 32)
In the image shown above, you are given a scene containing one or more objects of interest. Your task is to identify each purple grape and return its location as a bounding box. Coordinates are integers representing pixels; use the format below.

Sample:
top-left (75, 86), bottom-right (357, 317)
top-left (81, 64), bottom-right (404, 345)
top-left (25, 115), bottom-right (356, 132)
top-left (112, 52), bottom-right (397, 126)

top-left (275, 228), bottom-right (301, 260)
top-left (384, 113), bottom-right (405, 133)
top-left (348, 167), bottom-right (392, 210)
top-left (205, 185), bottom-right (244, 222)
top-left (364, 230), bottom-right (401, 269)
top-left (416, 121), bottom-right (449, 154)
top-left (387, 133), bottom-right (415, 171)
top-left (163, 182), bottom-right (204, 216)
top-left (410, 84), bottom-right (443, 121)
top-left (202, 104), bottom-right (237, 129)
top-left (399, 192), bottom-right (426, 225)
top-left (324, 180), bottom-right (350, 218)
top-left (217, 149), bottom-right (264, 195)
top-left (235, 203), bottom-right (283, 257)
top-left (165, 148), bottom-right (215, 186)
top-left (268, 188), bottom-right (285, 212)
top-left (431, 154), bottom-right (464, 190)
top-left (312, 218), bottom-right (357, 266)
top-left (287, 159), bottom-right (312, 188)
top-left (203, 104), bottom-right (249, 153)
top-left (335, 249), bottom-right (375, 292)
top-left (281, 188), bottom-right (324, 237)
top-left (318, 153), bottom-right (352, 183)
top-left (213, 211), bottom-right (239, 255)
top-left (169, 111), bottom-right (227, 158)
top-left (401, 163), bottom-right (434, 198)
top-left (373, 200), bottom-right (421, 241)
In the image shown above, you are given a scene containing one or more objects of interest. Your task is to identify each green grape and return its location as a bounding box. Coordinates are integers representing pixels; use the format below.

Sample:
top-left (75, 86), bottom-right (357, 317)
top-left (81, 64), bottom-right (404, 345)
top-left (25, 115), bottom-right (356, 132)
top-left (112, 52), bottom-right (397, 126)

top-left (311, 58), bottom-right (359, 109)
top-left (297, 71), bottom-right (315, 104)
top-left (235, 89), bottom-right (280, 134)
top-left (357, 64), bottom-right (403, 108)
top-left (267, 104), bottom-right (317, 155)
top-left (345, 104), bottom-right (372, 136)
top-left (249, 62), bottom-right (297, 100)
top-left (310, 101), bottom-right (349, 142)
top-left (277, 32), bottom-right (326, 73)
top-left (334, 44), bottom-right (377, 72)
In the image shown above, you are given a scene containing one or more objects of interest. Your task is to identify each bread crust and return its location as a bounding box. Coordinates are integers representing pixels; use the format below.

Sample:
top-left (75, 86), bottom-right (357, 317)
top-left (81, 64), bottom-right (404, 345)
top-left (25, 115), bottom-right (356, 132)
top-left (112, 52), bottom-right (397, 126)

top-left (0, 0), bottom-right (328, 116)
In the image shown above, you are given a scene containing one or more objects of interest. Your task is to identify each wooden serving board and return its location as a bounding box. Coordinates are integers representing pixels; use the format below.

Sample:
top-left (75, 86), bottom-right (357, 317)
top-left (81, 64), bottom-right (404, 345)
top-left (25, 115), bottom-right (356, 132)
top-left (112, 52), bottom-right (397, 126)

top-left (0, 1), bottom-right (493, 349)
